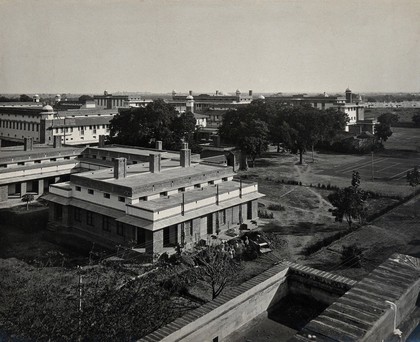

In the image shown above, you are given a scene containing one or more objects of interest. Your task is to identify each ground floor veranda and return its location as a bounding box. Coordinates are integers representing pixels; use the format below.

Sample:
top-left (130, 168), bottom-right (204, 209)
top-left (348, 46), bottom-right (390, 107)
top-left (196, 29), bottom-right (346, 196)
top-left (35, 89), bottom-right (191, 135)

top-left (46, 199), bottom-right (259, 259)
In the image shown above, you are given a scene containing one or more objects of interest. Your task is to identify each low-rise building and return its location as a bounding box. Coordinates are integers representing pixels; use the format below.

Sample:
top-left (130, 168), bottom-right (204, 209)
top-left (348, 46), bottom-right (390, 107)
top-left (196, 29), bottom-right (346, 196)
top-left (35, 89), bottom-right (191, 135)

top-left (43, 143), bottom-right (264, 259)
top-left (0, 104), bottom-right (116, 146)
top-left (0, 137), bottom-right (83, 204)
top-left (265, 89), bottom-right (367, 132)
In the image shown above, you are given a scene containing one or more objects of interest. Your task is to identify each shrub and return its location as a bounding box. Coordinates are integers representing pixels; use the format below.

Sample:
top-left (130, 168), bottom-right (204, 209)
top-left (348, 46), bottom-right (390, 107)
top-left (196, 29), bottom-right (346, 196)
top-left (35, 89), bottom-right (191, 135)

top-left (258, 209), bottom-right (274, 219)
top-left (267, 204), bottom-right (286, 211)
top-left (341, 244), bottom-right (363, 268)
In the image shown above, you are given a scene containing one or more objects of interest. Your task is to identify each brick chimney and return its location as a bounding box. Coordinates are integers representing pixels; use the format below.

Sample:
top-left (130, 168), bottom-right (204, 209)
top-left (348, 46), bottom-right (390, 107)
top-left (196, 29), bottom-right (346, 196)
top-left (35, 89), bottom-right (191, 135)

top-left (24, 137), bottom-right (34, 151)
top-left (113, 158), bottom-right (127, 179)
top-left (149, 154), bottom-right (161, 173)
top-left (189, 90), bottom-right (193, 96)
top-left (53, 135), bottom-right (62, 148)
top-left (180, 142), bottom-right (191, 167)
top-left (155, 140), bottom-right (163, 150)
top-left (249, 90), bottom-right (253, 96)
top-left (98, 135), bottom-right (106, 148)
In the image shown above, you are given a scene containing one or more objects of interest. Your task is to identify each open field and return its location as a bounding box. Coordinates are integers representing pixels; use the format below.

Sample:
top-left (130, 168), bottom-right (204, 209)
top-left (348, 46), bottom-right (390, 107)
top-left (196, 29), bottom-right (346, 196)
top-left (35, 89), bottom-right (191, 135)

top-left (305, 195), bottom-right (420, 280)
top-left (364, 107), bottom-right (419, 122)
top-left (322, 153), bottom-right (420, 181)
top-left (381, 127), bottom-right (420, 152)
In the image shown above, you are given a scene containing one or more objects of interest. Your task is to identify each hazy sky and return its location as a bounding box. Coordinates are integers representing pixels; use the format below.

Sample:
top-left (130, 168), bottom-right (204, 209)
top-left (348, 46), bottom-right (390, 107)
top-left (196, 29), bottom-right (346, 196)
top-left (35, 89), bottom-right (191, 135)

top-left (0, 0), bottom-right (419, 94)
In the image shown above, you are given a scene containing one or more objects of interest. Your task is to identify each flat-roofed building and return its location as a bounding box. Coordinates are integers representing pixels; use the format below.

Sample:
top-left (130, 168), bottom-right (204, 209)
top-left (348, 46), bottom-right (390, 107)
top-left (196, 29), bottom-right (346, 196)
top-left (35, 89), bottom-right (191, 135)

top-left (0, 139), bottom-right (84, 204)
top-left (265, 89), bottom-right (367, 132)
top-left (0, 104), bottom-right (117, 146)
top-left (43, 143), bottom-right (264, 259)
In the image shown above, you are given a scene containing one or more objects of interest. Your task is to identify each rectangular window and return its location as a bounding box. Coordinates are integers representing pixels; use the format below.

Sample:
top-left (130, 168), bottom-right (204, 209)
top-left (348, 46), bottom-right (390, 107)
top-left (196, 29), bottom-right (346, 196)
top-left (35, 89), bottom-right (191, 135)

top-left (74, 207), bottom-right (82, 222)
top-left (75, 186), bottom-right (81, 191)
top-left (88, 189), bottom-right (94, 195)
top-left (86, 211), bottom-right (93, 226)
top-left (163, 225), bottom-right (177, 247)
top-left (118, 196), bottom-right (125, 202)
top-left (102, 216), bottom-right (111, 231)
top-left (117, 222), bottom-right (124, 236)
top-left (185, 220), bottom-right (193, 236)
top-left (104, 193), bottom-right (110, 199)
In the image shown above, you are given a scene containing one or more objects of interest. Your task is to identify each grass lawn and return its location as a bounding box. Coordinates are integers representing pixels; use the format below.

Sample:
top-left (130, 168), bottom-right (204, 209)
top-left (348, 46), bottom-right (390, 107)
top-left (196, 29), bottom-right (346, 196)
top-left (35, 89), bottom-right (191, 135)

top-left (364, 107), bottom-right (419, 122)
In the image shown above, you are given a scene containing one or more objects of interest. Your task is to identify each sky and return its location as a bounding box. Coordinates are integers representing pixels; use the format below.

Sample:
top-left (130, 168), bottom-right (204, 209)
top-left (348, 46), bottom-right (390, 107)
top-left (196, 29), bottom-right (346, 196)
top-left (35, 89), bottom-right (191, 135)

top-left (0, 0), bottom-right (419, 94)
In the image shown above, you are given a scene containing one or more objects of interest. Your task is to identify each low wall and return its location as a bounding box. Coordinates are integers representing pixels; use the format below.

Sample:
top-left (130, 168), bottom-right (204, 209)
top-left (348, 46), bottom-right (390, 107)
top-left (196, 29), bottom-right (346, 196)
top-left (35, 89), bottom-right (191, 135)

top-left (140, 262), bottom-right (356, 342)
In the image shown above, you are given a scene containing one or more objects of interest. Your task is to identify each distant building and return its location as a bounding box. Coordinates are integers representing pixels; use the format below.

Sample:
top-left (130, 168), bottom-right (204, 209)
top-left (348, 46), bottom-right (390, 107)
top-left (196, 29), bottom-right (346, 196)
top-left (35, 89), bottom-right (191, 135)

top-left (43, 142), bottom-right (263, 258)
top-left (265, 89), bottom-right (368, 132)
top-left (169, 89), bottom-right (254, 114)
top-left (0, 104), bottom-right (117, 146)
top-left (93, 90), bottom-right (152, 109)
top-left (0, 138), bottom-right (83, 203)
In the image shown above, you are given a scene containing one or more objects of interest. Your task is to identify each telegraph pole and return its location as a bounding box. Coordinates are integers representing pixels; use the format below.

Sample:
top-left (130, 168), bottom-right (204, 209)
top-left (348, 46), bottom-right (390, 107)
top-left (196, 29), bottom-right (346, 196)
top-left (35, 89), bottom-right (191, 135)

top-left (77, 265), bottom-right (83, 342)
top-left (371, 151), bottom-right (374, 181)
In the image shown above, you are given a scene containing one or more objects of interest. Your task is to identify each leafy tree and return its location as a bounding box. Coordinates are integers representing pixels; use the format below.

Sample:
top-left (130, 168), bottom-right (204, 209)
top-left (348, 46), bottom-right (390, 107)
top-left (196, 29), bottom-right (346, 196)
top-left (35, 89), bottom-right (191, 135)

top-left (193, 246), bottom-right (240, 299)
top-left (219, 103), bottom-right (269, 169)
top-left (170, 112), bottom-right (199, 152)
top-left (407, 166), bottom-right (420, 216)
top-left (374, 122), bottom-right (393, 143)
top-left (108, 100), bottom-right (197, 151)
top-left (412, 113), bottom-right (420, 127)
top-left (78, 95), bottom-right (94, 103)
top-left (0, 263), bottom-right (197, 341)
top-left (328, 171), bottom-right (368, 228)
top-left (19, 94), bottom-right (32, 102)
top-left (377, 112), bottom-right (399, 126)
top-left (21, 193), bottom-right (34, 210)
top-left (341, 244), bottom-right (363, 268)
top-left (275, 105), bottom-right (319, 164)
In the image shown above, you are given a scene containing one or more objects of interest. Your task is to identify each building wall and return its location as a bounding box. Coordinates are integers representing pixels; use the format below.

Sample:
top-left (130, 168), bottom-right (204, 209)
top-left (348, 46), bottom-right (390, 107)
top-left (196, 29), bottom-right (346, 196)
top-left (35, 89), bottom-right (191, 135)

top-left (54, 205), bottom-right (135, 247)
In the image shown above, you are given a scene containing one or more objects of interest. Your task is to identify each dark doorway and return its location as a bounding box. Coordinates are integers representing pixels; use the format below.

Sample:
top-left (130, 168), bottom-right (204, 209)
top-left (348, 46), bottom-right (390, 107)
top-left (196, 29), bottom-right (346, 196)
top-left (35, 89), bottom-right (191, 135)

top-left (207, 214), bottom-right (213, 234)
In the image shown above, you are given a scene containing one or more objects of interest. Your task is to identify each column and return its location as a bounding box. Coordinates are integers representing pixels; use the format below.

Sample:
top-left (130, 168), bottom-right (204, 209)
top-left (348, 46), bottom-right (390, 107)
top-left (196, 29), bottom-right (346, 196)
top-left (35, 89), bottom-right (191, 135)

top-left (0, 185), bottom-right (8, 202)
top-left (38, 179), bottom-right (44, 194)
top-left (20, 182), bottom-right (27, 197)
top-left (152, 230), bottom-right (164, 255)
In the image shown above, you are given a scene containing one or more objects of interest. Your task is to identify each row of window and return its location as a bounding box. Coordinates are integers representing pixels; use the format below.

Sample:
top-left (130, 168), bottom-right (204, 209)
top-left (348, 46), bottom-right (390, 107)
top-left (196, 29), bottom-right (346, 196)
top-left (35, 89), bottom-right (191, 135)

top-left (75, 186), bottom-right (126, 202)
top-left (74, 208), bottom-right (125, 236)
top-left (74, 177), bottom-right (230, 204)
top-left (1, 120), bottom-right (39, 131)
top-left (54, 125), bottom-right (109, 134)
top-left (0, 156), bottom-right (72, 168)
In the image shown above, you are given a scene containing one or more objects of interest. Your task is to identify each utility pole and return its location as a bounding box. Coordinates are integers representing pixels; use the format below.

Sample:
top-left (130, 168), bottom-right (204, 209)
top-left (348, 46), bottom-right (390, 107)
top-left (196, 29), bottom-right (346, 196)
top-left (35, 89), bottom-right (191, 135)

top-left (371, 151), bottom-right (374, 181)
top-left (77, 265), bottom-right (83, 342)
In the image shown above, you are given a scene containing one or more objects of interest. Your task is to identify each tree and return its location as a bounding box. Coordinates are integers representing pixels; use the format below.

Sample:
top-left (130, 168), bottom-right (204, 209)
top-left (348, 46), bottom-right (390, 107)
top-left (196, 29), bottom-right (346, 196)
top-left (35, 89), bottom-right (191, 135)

top-left (19, 94), bottom-right (32, 102)
top-left (412, 113), bottom-right (420, 127)
top-left (377, 113), bottom-right (399, 126)
top-left (193, 246), bottom-right (240, 299)
top-left (328, 171), bottom-right (368, 228)
top-left (0, 263), bottom-right (198, 341)
top-left (108, 99), bottom-right (196, 151)
top-left (341, 244), bottom-right (363, 268)
top-left (407, 166), bottom-right (420, 217)
top-left (275, 106), bottom-right (320, 165)
top-left (78, 95), bottom-right (94, 103)
top-left (407, 166), bottom-right (420, 188)
top-left (374, 122), bottom-right (393, 143)
top-left (21, 193), bottom-right (34, 210)
top-left (219, 103), bottom-right (269, 169)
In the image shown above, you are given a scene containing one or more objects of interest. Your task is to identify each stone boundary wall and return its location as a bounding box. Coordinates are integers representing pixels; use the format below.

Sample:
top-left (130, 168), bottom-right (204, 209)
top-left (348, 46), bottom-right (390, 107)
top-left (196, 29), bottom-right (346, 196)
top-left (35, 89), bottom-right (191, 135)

top-left (139, 261), bottom-right (356, 342)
